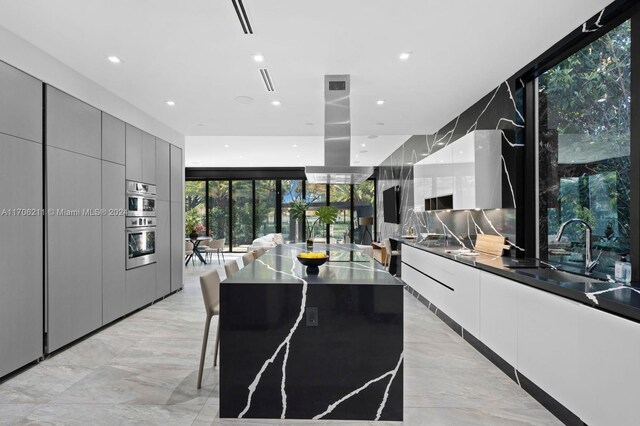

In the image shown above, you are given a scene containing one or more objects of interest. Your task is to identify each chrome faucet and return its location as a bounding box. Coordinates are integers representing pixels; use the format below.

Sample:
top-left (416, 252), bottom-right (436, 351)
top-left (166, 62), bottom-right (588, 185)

top-left (554, 219), bottom-right (598, 274)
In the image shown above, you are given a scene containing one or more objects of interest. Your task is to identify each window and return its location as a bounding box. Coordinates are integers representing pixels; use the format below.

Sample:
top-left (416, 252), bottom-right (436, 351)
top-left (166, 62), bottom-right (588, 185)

top-left (255, 180), bottom-right (276, 237)
top-left (306, 183), bottom-right (327, 241)
top-left (231, 181), bottom-right (253, 251)
top-left (330, 185), bottom-right (351, 243)
top-left (281, 179), bottom-right (303, 243)
top-left (538, 19), bottom-right (630, 273)
top-left (185, 181), bottom-right (206, 237)
top-left (353, 180), bottom-right (375, 244)
top-left (208, 180), bottom-right (229, 250)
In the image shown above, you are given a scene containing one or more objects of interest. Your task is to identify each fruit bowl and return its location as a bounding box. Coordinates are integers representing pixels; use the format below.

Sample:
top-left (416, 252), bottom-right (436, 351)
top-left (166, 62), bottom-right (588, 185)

top-left (297, 253), bottom-right (329, 274)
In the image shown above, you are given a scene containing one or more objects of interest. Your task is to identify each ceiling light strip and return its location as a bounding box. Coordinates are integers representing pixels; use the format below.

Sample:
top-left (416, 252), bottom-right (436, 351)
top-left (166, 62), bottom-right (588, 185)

top-left (231, 0), bottom-right (253, 34)
top-left (259, 69), bottom-right (275, 92)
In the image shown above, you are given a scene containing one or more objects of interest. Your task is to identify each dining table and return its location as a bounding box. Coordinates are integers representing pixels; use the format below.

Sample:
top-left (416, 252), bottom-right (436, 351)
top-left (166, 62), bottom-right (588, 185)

top-left (185, 236), bottom-right (212, 266)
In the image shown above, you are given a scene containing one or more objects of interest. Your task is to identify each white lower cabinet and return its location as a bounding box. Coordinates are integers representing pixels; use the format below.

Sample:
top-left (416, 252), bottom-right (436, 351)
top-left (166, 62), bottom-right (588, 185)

top-left (478, 272), bottom-right (519, 366)
top-left (516, 285), bottom-right (583, 416)
top-left (576, 305), bottom-right (640, 426)
top-left (448, 262), bottom-right (480, 336)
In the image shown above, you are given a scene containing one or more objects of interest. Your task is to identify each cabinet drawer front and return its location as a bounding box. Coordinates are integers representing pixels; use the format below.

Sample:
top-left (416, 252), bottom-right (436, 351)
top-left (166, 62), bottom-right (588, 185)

top-left (403, 245), bottom-right (453, 285)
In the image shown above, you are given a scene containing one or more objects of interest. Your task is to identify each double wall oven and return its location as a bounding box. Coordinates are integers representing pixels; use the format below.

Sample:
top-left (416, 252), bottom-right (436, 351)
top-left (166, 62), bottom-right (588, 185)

top-left (126, 181), bottom-right (157, 269)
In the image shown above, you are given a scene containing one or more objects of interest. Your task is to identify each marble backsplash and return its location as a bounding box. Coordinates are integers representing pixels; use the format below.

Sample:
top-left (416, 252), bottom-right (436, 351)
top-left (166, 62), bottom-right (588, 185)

top-left (377, 80), bottom-right (524, 250)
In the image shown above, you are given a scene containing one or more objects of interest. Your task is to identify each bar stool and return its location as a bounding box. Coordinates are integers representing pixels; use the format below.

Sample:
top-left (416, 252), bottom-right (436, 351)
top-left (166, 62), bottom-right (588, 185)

top-left (242, 252), bottom-right (255, 267)
top-left (197, 269), bottom-right (221, 389)
top-left (224, 259), bottom-right (239, 279)
top-left (384, 238), bottom-right (399, 271)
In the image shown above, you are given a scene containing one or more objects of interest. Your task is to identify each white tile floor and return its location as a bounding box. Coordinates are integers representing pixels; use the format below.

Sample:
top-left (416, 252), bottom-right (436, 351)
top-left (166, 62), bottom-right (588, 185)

top-left (0, 255), bottom-right (561, 425)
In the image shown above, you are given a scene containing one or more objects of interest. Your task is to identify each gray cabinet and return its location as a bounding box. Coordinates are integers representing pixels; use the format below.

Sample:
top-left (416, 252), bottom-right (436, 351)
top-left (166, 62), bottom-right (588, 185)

top-left (102, 113), bottom-right (125, 165)
top-left (47, 147), bottom-right (102, 352)
top-left (156, 201), bottom-right (171, 298)
top-left (171, 201), bottom-right (183, 292)
top-left (155, 139), bottom-right (170, 202)
top-left (0, 134), bottom-right (43, 378)
top-left (46, 86), bottom-right (101, 158)
top-left (125, 263), bottom-right (156, 314)
top-left (125, 124), bottom-right (142, 182)
top-left (141, 132), bottom-right (156, 184)
top-left (0, 61), bottom-right (42, 143)
top-left (102, 161), bottom-right (126, 324)
top-left (170, 145), bottom-right (183, 203)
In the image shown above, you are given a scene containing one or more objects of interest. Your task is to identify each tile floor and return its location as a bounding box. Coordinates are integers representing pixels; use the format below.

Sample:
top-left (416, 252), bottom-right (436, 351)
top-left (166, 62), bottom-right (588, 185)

top-left (0, 255), bottom-right (561, 425)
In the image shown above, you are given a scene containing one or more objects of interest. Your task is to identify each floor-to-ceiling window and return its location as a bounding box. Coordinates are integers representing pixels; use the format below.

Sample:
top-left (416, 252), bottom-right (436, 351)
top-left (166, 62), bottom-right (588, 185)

top-left (330, 184), bottom-right (351, 243)
top-left (255, 180), bottom-right (276, 237)
top-left (208, 180), bottom-right (229, 250)
top-left (281, 179), bottom-right (303, 243)
top-left (305, 183), bottom-right (327, 241)
top-left (186, 175), bottom-right (376, 251)
top-left (185, 181), bottom-right (206, 237)
top-left (538, 19), bottom-right (631, 274)
top-left (231, 180), bottom-right (253, 252)
top-left (353, 180), bottom-right (375, 244)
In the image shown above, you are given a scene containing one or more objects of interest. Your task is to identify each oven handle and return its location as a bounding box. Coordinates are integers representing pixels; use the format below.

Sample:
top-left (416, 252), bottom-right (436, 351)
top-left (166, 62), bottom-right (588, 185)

top-left (125, 226), bottom-right (157, 233)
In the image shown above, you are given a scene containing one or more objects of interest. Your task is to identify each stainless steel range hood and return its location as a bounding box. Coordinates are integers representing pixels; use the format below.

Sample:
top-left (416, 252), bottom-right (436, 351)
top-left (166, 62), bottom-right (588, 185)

top-left (305, 75), bottom-right (374, 185)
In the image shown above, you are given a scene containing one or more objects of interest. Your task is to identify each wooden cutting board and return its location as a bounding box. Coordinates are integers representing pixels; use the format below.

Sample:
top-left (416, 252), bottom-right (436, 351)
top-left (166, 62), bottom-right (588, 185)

top-left (475, 234), bottom-right (510, 256)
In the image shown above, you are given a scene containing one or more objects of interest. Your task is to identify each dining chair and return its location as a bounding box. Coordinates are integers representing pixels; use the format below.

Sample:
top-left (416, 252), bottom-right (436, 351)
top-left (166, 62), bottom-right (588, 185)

top-left (197, 239), bottom-right (210, 260)
top-left (252, 247), bottom-right (266, 259)
top-left (224, 259), bottom-right (239, 279)
top-left (185, 240), bottom-right (195, 266)
top-left (208, 238), bottom-right (226, 264)
top-left (197, 269), bottom-right (221, 389)
top-left (242, 252), bottom-right (255, 267)
top-left (384, 238), bottom-right (399, 271)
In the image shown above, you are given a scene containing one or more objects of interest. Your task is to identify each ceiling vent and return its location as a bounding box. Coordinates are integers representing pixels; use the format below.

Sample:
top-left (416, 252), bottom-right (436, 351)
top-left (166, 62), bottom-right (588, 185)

top-left (259, 69), bottom-right (275, 92)
top-left (231, 0), bottom-right (253, 34)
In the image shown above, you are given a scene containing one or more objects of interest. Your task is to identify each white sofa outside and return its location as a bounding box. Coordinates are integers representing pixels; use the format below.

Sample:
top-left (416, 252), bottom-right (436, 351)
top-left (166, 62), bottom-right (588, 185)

top-left (246, 233), bottom-right (284, 253)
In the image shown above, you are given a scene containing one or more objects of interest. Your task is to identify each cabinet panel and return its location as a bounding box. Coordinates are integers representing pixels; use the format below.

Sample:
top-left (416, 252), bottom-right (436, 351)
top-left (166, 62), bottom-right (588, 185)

top-left (125, 263), bottom-right (156, 314)
top-left (576, 305), bottom-right (640, 426)
top-left (125, 124), bottom-right (142, 181)
top-left (0, 134), bottom-right (43, 377)
top-left (47, 147), bottom-right (102, 352)
top-left (170, 201), bottom-right (183, 292)
top-left (156, 201), bottom-right (171, 298)
top-left (46, 86), bottom-right (101, 158)
top-left (102, 161), bottom-right (126, 324)
top-left (0, 61), bottom-right (42, 143)
top-left (155, 139), bottom-right (170, 202)
top-left (448, 261), bottom-right (480, 336)
top-left (141, 131), bottom-right (156, 184)
top-left (101, 113), bottom-right (125, 165)
top-left (478, 272), bottom-right (518, 366)
top-left (170, 145), bottom-right (183, 203)
top-left (452, 135), bottom-right (475, 209)
top-left (517, 285), bottom-right (582, 415)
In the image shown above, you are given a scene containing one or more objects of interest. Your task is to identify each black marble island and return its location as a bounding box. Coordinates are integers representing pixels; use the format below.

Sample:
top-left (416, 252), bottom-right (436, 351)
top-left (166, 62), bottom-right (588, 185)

top-left (219, 243), bottom-right (404, 421)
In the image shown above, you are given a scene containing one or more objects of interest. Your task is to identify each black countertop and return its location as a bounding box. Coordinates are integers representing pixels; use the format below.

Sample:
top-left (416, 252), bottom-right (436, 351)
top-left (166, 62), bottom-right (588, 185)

top-left (400, 239), bottom-right (640, 323)
top-left (224, 243), bottom-right (402, 286)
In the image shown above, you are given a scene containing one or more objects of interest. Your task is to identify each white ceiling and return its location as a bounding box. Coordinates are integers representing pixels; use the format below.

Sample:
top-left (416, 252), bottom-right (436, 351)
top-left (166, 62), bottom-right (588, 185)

top-left (0, 0), bottom-right (611, 166)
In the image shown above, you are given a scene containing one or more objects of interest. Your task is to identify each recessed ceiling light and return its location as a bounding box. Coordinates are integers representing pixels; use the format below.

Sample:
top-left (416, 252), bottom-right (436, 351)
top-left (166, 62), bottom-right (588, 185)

top-left (296, 155), bottom-right (300, 158)
top-left (376, 100), bottom-right (385, 105)
top-left (368, 135), bottom-right (378, 139)
top-left (361, 143), bottom-right (366, 147)
top-left (355, 155), bottom-right (359, 158)
top-left (253, 54), bottom-right (265, 62)
top-left (224, 144), bottom-right (229, 148)
top-left (271, 100), bottom-right (281, 106)
top-left (376, 122), bottom-right (384, 126)
top-left (292, 144), bottom-right (298, 148)
top-left (235, 96), bottom-right (254, 104)
top-left (165, 100), bottom-right (175, 106)
top-left (107, 56), bottom-right (121, 64)
top-left (399, 52), bottom-right (412, 61)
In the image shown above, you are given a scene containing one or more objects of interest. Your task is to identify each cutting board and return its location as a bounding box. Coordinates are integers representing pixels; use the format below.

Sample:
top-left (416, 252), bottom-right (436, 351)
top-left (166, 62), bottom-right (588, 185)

top-left (475, 234), bottom-right (510, 256)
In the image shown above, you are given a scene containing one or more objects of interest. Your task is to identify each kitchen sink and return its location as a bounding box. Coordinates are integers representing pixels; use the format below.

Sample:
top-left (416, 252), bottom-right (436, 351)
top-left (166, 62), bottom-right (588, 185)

top-left (514, 267), bottom-right (606, 283)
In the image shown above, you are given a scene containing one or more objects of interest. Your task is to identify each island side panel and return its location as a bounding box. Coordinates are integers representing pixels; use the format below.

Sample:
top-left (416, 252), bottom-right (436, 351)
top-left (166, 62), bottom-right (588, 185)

top-left (219, 281), bottom-right (403, 421)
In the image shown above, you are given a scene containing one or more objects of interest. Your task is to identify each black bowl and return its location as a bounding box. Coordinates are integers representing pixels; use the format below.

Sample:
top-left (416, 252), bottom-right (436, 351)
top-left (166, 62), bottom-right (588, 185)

top-left (297, 255), bottom-right (328, 274)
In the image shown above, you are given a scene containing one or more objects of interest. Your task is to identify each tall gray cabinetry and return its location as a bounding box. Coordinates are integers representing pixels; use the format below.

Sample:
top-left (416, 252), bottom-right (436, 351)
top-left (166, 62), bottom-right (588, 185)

top-left (0, 62), bottom-right (44, 378)
top-left (101, 113), bottom-right (126, 324)
top-left (156, 138), bottom-right (171, 298)
top-left (46, 86), bottom-right (103, 352)
top-left (170, 145), bottom-right (184, 292)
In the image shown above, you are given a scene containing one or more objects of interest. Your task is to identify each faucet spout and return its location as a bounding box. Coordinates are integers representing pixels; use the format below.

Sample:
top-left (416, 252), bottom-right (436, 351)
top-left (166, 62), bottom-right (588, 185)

top-left (554, 219), bottom-right (598, 274)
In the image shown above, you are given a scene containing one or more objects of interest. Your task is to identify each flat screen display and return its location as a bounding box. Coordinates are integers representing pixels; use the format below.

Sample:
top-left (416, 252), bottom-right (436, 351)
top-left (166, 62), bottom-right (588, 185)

top-left (383, 186), bottom-right (400, 224)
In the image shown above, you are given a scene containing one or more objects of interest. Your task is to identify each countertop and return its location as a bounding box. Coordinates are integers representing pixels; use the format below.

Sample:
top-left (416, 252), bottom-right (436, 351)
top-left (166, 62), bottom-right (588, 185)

top-left (224, 243), bottom-right (402, 286)
top-left (400, 239), bottom-right (640, 323)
